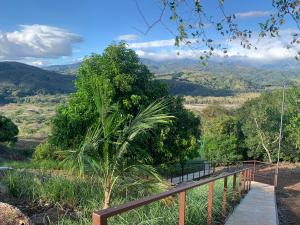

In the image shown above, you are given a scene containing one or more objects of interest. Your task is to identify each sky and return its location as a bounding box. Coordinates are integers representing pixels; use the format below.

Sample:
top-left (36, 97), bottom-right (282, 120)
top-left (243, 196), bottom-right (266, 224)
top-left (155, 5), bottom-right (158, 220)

top-left (0, 0), bottom-right (299, 66)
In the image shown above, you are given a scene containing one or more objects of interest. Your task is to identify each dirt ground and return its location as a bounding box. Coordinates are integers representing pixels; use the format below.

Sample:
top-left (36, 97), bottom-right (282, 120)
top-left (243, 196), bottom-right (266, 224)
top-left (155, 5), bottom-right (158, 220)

top-left (276, 163), bottom-right (300, 225)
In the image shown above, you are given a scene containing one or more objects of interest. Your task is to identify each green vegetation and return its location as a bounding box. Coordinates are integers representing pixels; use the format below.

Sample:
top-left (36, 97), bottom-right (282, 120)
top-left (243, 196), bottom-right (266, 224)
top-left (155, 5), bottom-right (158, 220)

top-left (197, 87), bottom-right (300, 163)
top-left (0, 43), bottom-right (299, 225)
top-left (2, 170), bottom-right (238, 225)
top-left (0, 115), bottom-right (19, 145)
top-left (62, 74), bottom-right (172, 208)
top-left (0, 95), bottom-right (67, 138)
top-left (49, 43), bottom-right (200, 166)
top-left (238, 87), bottom-right (300, 162)
top-left (203, 114), bottom-right (244, 162)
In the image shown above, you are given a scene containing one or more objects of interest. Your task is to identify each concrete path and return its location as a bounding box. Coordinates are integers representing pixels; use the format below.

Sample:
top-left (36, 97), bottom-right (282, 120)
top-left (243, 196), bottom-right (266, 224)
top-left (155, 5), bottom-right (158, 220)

top-left (225, 181), bottom-right (278, 225)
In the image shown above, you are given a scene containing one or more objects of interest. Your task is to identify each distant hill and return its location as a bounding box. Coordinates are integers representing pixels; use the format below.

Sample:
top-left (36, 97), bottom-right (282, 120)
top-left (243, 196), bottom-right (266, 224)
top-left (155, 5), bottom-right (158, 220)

top-left (44, 62), bottom-right (81, 75)
top-left (45, 58), bottom-right (300, 95)
top-left (0, 62), bottom-right (75, 103)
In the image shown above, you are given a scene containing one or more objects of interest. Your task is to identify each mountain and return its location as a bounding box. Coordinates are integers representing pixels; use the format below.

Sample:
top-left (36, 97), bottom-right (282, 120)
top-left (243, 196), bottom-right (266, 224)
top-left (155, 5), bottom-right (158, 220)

top-left (0, 62), bottom-right (75, 103)
top-left (45, 58), bottom-right (300, 95)
top-left (44, 62), bottom-right (81, 75)
top-left (143, 59), bottom-right (300, 92)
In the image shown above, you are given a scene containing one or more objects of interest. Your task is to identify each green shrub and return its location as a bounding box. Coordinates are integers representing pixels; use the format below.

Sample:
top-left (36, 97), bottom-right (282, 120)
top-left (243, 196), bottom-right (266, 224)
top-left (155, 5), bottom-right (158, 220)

top-left (33, 142), bottom-right (58, 161)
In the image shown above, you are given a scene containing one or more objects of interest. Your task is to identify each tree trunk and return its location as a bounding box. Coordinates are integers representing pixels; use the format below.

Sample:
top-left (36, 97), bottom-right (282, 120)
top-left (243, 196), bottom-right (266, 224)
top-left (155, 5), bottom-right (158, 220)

top-left (103, 189), bottom-right (111, 209)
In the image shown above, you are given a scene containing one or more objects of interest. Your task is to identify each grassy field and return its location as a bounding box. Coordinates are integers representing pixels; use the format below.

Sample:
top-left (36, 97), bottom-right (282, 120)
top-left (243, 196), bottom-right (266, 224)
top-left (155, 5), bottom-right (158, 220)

top-left (0, 93), bottom-right (258, 140)
top-left (1, 169), bottom-right (241, 225)
top-left (184, 92), bottom-right (260, 113)
top-left (0, 95), bottom-right (68, 139)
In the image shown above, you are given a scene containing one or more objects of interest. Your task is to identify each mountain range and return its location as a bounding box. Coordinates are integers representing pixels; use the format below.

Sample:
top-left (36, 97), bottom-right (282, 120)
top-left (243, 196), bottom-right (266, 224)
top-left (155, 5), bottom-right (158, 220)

top-left (0, 61), bottom-right (75, 103)
top-left (44, 58), bottom-right (300, 93)
top-left (0, 58), bottom-right (299, 103)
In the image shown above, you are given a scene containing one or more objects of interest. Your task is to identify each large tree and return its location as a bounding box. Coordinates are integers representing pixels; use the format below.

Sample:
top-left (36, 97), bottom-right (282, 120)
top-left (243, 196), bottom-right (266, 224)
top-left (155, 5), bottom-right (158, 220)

top-left (50, 43), bottom-right (201, 165)
top-left (238, 87), bottom-right (300, 162)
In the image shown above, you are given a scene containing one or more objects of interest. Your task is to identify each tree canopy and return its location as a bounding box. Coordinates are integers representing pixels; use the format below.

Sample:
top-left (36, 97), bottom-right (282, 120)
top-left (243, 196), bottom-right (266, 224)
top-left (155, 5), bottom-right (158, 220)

top-left (50, 43), bottom-right (201, 165)
top-left (0, 115), bottom-right (19, 145)
top-left (237, 87), bottom-right (300, 162)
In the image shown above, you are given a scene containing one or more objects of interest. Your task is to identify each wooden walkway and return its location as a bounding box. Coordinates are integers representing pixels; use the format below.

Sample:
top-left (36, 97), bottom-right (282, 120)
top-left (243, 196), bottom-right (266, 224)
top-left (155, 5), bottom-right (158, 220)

top-left (225, 181), bottom-right (278, 225)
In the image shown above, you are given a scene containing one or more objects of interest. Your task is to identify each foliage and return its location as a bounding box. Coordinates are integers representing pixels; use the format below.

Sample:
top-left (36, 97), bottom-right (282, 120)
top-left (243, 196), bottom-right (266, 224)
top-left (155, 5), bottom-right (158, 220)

top-left (0, 115), bottom-right (19, 145)
top-left (50, 44), bottom-right (201, 166)
top-left (62, 75), bottom-right (173, 209)
top-left (148, 96), bottom-right (201, 165)
top-left (238, 87), bottom-right (300, 162)
top-left (201, 109), bottom-right (244, 162)
top-left (50, 43), bottom-right (168, 149)
top-left (3, 171), bottom-right (104, 209)
top-left (3, 170), bottom-right (238, 225)
top-left (33, 142), bottom-right (60, 161)
top-left (145, 0), bottom-right (300, 60)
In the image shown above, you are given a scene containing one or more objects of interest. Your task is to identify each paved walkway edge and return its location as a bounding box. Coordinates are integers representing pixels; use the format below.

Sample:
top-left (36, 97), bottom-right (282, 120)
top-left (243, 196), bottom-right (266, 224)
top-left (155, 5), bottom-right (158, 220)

top-left (225, 182), bottom-right (278, 225)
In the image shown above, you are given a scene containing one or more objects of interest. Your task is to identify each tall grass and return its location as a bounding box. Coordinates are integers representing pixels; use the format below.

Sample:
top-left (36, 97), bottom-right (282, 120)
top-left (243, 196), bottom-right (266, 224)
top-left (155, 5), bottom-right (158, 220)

top-left (2, 171), bottom-right (241, 225)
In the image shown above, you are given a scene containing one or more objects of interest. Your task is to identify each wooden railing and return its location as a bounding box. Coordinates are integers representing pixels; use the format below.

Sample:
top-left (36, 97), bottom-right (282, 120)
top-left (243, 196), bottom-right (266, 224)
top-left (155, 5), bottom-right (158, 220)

top-left (92, 167), bottom-right (253, 225)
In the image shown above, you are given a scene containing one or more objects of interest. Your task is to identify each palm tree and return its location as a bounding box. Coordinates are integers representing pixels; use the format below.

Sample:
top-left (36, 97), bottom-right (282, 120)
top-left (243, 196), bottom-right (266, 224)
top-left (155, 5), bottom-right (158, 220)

top-left (63, 76), bottom-right (173, 209)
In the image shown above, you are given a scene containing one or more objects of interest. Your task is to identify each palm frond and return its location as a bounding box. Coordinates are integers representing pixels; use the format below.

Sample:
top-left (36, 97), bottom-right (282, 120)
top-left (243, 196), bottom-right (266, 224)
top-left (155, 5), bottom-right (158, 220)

top-left (117, 99), bottom-right (174, 159)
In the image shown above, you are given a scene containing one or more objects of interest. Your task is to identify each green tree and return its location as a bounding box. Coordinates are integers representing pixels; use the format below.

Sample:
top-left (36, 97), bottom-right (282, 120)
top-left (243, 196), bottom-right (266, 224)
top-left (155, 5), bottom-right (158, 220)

top-left (148, 96), bottom-right (201, 165)
top-left (238, 87), bottom-right (300, 162)
top-left (62, 77), bottom-right (172, 209)
top-left (50, 43), bottom-right (201, 165)
top-left (50, 43), bottom-right (168, 149)
top-left (0, 115), bottom-right (19, 145)
top-left (202, 114), bottom-right (244, 162)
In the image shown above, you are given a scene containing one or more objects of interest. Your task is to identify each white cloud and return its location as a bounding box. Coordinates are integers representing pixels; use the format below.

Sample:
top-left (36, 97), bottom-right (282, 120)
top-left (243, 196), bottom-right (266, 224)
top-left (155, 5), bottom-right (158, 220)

top-left (129, 38), bottom-right (199, 49)
top-left (29, 60), bottom-right (45, 66)
top-left (236, 11), bottom-right (271, 19)
top-left (133, 31), bottom-right (299, 62)
top-left (129, 39), bottom-right (176, 49)
top-left (0, 24), bottom-right (82, 60)
top-left (116, 34), bottom-right (139, 41)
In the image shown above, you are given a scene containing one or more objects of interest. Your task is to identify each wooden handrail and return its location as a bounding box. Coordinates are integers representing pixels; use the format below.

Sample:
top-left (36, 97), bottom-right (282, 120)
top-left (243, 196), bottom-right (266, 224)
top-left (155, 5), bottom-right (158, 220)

top-left (93, 168), bottom-right (251, 225)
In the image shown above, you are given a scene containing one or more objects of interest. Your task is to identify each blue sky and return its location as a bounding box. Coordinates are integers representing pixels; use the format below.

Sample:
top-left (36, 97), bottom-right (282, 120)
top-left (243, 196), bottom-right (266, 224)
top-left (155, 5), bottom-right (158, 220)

top-left (0, 0), bottom-right (298, 66)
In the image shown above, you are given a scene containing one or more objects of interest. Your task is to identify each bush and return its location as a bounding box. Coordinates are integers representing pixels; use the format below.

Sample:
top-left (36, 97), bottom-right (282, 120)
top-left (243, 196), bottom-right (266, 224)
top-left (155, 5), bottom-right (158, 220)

top-left (33, 142), bottom-right (58, 161)
top-left (0, 115), bottom-right (19, 145)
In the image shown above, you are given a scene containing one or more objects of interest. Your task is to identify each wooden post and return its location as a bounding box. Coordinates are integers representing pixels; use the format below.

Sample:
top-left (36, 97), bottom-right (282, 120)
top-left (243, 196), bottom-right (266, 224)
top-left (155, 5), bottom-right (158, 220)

top-left (274, 167), bottom-right (278, 188)
top-left (249, 169), bottom-right (252, 190)
top-left (253, 160), bottom-right (256, 181)
top-left (207, 181), bottom-right (214, 225)
top-left (93, 213), bottom-right (107, 225)
top-left (239, 172), bottom-right (243, 198)
top-left (243, 170), bottom-right (246, 194)
top-left (232, 173), bottom-right (237, 208)
top-left (222, 177), bottom-right (228, 224)
top-left (246, 169), bottom-right (249, 191)
top-left (179, 191), bottom-right (186, 225)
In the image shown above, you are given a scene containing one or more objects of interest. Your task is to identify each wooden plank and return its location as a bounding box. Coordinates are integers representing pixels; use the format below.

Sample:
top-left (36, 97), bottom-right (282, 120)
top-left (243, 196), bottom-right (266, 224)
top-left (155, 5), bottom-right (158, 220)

top-left (93, 213), bottom-right (107, 225)
top-left (179, 191), bottom-right (186, 225)
top-left (232, 173), bottom-right (237, 209)
top-left (222, 176), bottom-right (228, 224)
top-left (207, 181), bottom-right (214, 225)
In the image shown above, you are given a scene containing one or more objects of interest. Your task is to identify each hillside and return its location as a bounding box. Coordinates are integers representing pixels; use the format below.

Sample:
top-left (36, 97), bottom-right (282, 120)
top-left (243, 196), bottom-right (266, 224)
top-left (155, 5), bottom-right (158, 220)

top-left (0, 62), bottom-right (75, 103)
top-left (44, 62), bottom-right (81, 75)
top-left (44, 58), bottom-right (300, 96)
top-left (143, 59), bottom-right (300, 91)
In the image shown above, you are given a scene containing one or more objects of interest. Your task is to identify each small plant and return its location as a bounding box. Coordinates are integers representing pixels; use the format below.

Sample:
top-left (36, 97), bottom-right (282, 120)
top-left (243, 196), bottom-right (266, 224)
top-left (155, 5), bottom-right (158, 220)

top-left (33, 142), bottom-right (59, 161)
